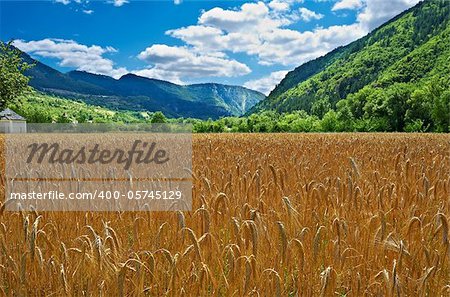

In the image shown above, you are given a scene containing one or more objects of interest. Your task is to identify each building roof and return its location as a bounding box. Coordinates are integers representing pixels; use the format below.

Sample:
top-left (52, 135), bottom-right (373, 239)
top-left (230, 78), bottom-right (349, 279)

top-left (0, 108), bottom-right (26, 121)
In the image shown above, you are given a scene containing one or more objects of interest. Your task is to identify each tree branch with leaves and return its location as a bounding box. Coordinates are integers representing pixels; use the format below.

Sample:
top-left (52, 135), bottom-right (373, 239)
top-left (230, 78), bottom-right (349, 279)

top-left (0, 41), bottom-right (34, 109)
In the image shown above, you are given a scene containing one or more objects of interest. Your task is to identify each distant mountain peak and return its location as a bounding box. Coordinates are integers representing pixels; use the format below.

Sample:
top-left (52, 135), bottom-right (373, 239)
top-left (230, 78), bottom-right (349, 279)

top-left (119, 73), bottom-right (140, 79)
top-left (68, 70), bottom-right (118, 81)
top-left (118, 73), bottom-right (178, 86)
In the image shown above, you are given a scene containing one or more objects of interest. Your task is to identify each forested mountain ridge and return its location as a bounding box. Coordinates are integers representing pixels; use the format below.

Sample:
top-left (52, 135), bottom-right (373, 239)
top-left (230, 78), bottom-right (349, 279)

top-left (20, 51), bottom-right (109, 95)
top-left (18, 51), bottom-right (265, 119)
top-left (250, 0), bottom-right (450, 131)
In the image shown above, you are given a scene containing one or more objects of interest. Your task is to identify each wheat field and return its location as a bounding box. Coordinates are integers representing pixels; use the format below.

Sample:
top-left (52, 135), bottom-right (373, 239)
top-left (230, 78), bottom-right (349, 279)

top-left (0, 133), bottom-right (449, 296)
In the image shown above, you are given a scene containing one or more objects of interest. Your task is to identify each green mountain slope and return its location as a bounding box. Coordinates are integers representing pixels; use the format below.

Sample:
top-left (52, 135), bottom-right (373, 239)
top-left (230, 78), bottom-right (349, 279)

top-left (187, 83), bottom-right (262, 116)
top-left (341, 24), bottom-right (450, 131)
top-left (250, 0), bottom-right (450, 124)
top-left (20, 53), bottom-right (265, 119)
top-left (66, 72), bottom-right (263, 118)
top-left (20, 51), bottom-right (112, 95)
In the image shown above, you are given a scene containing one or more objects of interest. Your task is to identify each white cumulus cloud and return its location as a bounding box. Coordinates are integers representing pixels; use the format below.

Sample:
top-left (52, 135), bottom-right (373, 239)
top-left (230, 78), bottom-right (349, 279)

top-left (244, 70), bottom-right (289, 95)
top-left (112, 0), bottom-right (128, 7)
top-left (268, 0), bottom-right (290, 11)
top-left (198, 2), bottom-right (285, 32)
top-left (136, 44), bottom-right (251, 83)
top-left (167, 3), bottom-right (365, 66)
top-left (357, 0), bottom-right (421, 31)
top-left (332, 0), bottom-right (363, 11)
top-left (13, 38), bottom-right (128, 78)
top-left (186, 4), bottom-right (356, 66)
top-left (298, 7), bottom-right (324, 22)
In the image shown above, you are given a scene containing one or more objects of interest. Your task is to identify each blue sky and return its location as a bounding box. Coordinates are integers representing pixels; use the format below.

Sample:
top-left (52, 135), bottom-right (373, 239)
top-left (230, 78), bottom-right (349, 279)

top-left (0, 0), bottom-right (421, 94)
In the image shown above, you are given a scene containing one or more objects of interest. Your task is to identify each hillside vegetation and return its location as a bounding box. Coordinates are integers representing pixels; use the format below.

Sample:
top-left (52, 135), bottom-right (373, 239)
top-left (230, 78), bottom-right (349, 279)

top-left (9, 91), bottom-right (150, 123)
top-left (250, 0), bottom-right (450, 132)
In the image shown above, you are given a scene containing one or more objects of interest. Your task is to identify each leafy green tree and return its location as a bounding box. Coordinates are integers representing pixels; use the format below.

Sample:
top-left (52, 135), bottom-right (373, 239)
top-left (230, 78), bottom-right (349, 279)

top-left (211, 121), bottom-right (225, 132)
top-left (320, 110), bottom-right (339, 132)
top-left (432, 89), bottom-right (450, 132)
top-left (150, 111), bottom-right (167, 123)
top-left (56, 112), bottom-right (73, 123)
top-left (0, 41), bottom-right (33, 108)
top-left (354, 117), bottom-right (390, 132)
top-left (385, 83), bottom-right (410, 131)
top-left (291, 116), bottom-right (320, 132)
top-left (336, 100), bottom-right (354, 131)
top-left (405, 87), bottom-right (432, 130)
top-left (311, 98), bottom-right (331, 118)
top-left (404, 119), bottom-right (425, 132)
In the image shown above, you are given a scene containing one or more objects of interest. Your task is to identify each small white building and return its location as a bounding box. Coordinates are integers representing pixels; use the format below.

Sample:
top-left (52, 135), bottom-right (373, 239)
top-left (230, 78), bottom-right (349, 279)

top-left (0, 108), bottom-right (26, 133)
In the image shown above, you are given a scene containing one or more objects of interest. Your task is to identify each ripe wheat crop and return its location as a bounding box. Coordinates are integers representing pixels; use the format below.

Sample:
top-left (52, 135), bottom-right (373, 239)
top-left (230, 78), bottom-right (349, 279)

top-left (0, 133), bottom-right (449, 296)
